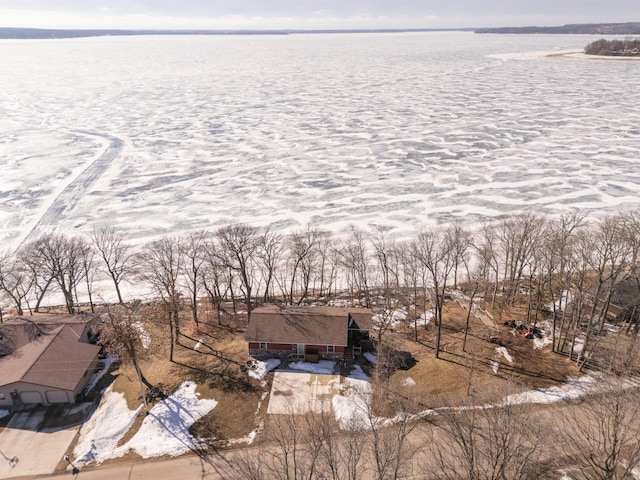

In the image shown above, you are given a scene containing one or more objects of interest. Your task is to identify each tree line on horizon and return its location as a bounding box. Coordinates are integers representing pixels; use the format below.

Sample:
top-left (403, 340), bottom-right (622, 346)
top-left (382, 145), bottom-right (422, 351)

top-left (585, 38), bottom-right (640, 56)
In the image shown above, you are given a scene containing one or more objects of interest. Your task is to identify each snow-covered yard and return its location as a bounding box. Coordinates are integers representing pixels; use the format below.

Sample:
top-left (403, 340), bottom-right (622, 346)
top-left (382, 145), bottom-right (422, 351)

top-left (74, 381), bottom-right (217, 466)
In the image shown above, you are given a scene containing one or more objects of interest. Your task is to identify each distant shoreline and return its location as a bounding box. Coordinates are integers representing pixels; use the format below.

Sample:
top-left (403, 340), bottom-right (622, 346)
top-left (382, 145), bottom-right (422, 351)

top-left (476, 22), bottom-right (640, 35)
top-left (1, 22), bottom-right (639, 39)
top-left (0, 27), bottom-right (474, 40)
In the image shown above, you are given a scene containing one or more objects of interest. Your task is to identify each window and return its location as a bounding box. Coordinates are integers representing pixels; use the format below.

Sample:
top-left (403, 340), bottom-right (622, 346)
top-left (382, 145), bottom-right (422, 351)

top-left (327, 345), bottom-right (335, 353)
top-left (259, 342), bottom-right (267, 350)
top-left (0, 393), bottom-right (4, 400)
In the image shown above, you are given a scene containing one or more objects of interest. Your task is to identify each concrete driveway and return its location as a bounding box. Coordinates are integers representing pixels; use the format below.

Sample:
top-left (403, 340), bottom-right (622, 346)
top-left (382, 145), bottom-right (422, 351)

top-left (267, 371), bottom-right (342, 415)
top-left (0, 406), bottom-right (90, 479)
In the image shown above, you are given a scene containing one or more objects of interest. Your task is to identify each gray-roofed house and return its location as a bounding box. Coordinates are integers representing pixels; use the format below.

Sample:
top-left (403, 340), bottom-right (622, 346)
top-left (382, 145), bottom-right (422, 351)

top-left (0, 315), bottom-right (101, 407)
top-left (246, 305), bottom-right (372, 362)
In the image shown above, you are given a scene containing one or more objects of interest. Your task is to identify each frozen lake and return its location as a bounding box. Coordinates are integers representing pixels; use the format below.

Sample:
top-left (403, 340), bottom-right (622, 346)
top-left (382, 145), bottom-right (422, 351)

top-left (1, 32), bottom-right (639, 248)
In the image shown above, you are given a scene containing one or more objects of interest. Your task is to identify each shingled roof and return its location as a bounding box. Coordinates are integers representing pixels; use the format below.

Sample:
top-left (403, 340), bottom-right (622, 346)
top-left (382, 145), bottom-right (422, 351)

top-left (0, 324), bottom-right (101, 391)
top-left (246, 305), bottom-right (371, 346)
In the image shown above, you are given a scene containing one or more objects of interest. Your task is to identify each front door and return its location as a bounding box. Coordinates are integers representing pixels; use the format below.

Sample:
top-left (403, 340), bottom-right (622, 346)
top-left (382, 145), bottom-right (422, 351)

top-left (10, 391), bottom-right (20, 407)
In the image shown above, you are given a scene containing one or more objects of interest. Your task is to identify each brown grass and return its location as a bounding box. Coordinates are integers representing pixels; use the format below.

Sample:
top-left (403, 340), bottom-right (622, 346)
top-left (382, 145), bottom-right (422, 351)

top-left (95, 295), bottom-right (581, 456)
top-left (109, 308), bottom-right (263, 443)
top-left (384, 301), bottom-right (579, 407)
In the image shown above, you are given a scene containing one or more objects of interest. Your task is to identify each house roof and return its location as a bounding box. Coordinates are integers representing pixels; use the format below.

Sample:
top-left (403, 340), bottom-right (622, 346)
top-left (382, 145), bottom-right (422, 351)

top-left (0, 323), bottom-right (101, 391)
top-left (0, 314), bottom-right (97, 356)
top-left (246, 305), bottom-right (372, 347)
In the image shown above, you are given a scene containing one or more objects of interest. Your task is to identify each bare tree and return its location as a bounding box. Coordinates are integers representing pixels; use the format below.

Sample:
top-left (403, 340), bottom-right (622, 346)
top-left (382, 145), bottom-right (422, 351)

top-left (316, 231), bottom-right (339, 299)
top-left (495, 213), bottom-right (546, 307)
top-left (201, 237), bottom-right (231, 325)
top-left (137, 236), bottom-right (183, 362)
top-left (414, 226), bottom-right (458, 359)
top-left (577, 216), bottom-right (631, 368)
top-left (541, 211), bottom-right (585, 352)
top-left (256, 228), bottom-right (284, 303)
top-left (0, 252), bottom-right (33, 316)
top-left (285, 226), bottom-right (320, 305)
top-left (179, 230), bottom-right (207, 326)
top-left (398, 240), bottom-right (424, 342)
top-left (476, 221), bottom-right (502, 309)
top-left (216, 224), bottom-right (260, 320)
top-left (91, 226), bottom-right (134, 304)
top-left (340, 227), bottom-right (372, 307)
top-left (429, 392), bottom-right (544, 480)
top-left (99, 303), bottom-right (154, 409)
top-left (78, 237), bottom-right (97, 313)
top-left (560, 375), bottom-right (640, 480)
top-left (22, 235), bottom-right (87, 313)
top-left (370, 226), bottom-right (401, 306)
top-left (18, 242), bottom-right (54, 313)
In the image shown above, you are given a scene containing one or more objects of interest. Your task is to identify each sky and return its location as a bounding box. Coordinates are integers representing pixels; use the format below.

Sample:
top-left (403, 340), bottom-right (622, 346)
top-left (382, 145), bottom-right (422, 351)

top-left (0, 1), bottom-right (638, 30)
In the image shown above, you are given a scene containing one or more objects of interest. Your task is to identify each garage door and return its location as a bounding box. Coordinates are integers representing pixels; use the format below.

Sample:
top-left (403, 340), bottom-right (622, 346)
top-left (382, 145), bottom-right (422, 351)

top-left (20, 391), bottom-right (44, 404)
top-left (46, 390), bottom-right (69, 403)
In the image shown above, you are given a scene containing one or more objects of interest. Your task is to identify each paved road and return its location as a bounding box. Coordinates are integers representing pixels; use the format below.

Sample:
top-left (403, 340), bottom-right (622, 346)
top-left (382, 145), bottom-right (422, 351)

top-left (9, 451), bottom-right (240, 480)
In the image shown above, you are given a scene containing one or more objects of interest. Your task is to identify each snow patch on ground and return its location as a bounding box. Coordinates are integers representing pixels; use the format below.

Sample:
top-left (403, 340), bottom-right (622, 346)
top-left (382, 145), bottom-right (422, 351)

top-left (74, 381), bottom-right (217, 465)
top-left (133, 321), bottom-right (151, 349)
top-left (113, 381), bottom-right (217, 459)
top-left (248, 358), bottom-right (281, 384)
top-left (0, 410), bottom-right (9, 420)
top-left (495, 346), bottom-right (514, 363)
top-left (418, 310), bottom-right (434, 328)
top-left (400, 377), bottom-right (416, 387)
top-left (491, 361), bottom-right (499, 374)
top-left (74, 386), bottom-right (142, 465)
top-left (533, 335), bottom-right (553, 350)
top-left (572, 337), bottom-right (585, 354)
top-left (332, 365), bottom-right (372, 430)
top-left (364, 352), bottom-right (377, 364)
top-left (502, 376), bottom-right (597, 405)
top-left (83, 353), bottom-right (118, 394)
top-left (289, 360), bottom-right (336, 374)
top-left (373, 309), bottom-right (407, 329)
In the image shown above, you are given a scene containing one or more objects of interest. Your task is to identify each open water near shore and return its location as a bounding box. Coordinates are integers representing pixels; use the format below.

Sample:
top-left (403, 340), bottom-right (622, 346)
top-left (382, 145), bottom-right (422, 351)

top-left (1, 32), bottom-right (639, 248)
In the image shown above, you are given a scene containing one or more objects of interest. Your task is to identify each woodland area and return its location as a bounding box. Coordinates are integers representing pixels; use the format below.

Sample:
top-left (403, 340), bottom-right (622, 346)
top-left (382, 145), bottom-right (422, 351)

top-left (2, 211), bottom-right (640, 479)
top-left (1, 210), bottom-right (640, 374)
top-left (585, 38), bottom-right (640, 56)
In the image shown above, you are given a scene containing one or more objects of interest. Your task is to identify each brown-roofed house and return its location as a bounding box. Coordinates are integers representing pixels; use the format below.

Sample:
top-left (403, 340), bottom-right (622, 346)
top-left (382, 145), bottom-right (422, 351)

top-left (246, 305), bottom-right (372, 362)
top-left (0, 314), bottom-right (102, 407)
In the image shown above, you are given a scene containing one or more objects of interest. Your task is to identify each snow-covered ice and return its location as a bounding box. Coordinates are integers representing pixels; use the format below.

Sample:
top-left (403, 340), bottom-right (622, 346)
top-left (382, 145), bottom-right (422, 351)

top-left (1, 32), bottom-right (639, 260)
